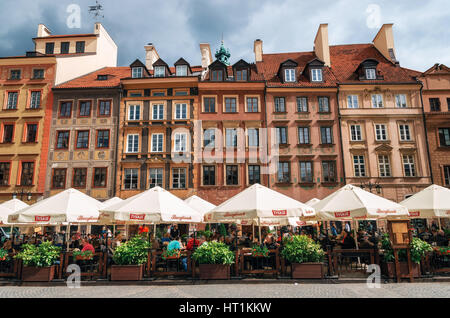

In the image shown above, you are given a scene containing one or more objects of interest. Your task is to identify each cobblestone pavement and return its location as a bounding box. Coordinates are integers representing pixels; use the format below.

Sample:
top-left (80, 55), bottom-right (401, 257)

top-left (0, 283), bottom-right (448, 298)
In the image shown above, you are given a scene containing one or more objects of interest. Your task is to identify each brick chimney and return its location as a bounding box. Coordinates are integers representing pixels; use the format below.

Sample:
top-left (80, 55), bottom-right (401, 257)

top-left (254, 39), bottom-right (263, 62)
top-left (373, 24), bottom-right (398, 64)
top-left (37, 24), bottom-right (51, 37)
top-left (144, 43), bottom-right (159, 71)
top-left (200, 43), bottom-right (212, 69)
top-left (314, 24), bottom-right (330, 67)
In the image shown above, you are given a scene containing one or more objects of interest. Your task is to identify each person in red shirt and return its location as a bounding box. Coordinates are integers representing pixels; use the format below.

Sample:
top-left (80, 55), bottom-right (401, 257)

top-left (186, 235), bottom-right (201, 251)
top-left (81, 238), bottom-right (95, 253)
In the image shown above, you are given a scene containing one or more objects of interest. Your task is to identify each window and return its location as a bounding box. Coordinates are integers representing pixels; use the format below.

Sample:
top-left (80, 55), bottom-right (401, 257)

top-left (98, 100), bottom-right (111, 116)
top-left (154, 66), bottom-right (165, 77)
top-left (277, 162), bottom-right (290, 183)
top-left (236, 69), bottom-right (247, 81)
top-left (172, 168), bottom-right (186, 189)
top-left (174, 90), bottom-right (188, 96)
top-left (444, 166), bottom-right (450, 186)
top-left (365, 68), bottom-right (376, 79)
top-left (45, 42), bottom-right (54, 54)
top-left (76, 131), bottom-right (89, 149)
top-left (284, 69), bottom-right (295, 82)
top-left (350, 125), bottom-right (362, 141)
top-left (151, 134), bottom-right (163, 152)
top-left (299, 161), bottom-right (313, 183)
top-left (203, 166), bottom-right (215, 185)
top-left (248, 165), bottom-right (260, 185)
top-left (60, 42), bottom-right (70, 54)
top-left (33, 69), bottom-right (44, 79)
top-left (429, 98), bottom-right (441, 111)
top-left (79, 101), bottom-right (91, 117)
top-left (129, 92), bottom-right (142, 97)
top-left (298, 127), bottom-right (310, 144)
top-left (226, 165), bottom-right (238, 185)
top-left (322, 161), bottom-right (336, 183)
top-left (76, 41), bottom-right (85, 53)
top-left (128, 105), bottom-right (140, 120)
top-left (124, 168), bottom-right (138, 189)
top-left (438, 128), bottom-right (450, 147)
top-left (3, 125), bottom-right (14, 143)
top-left (29, 91), bottom-right (41, 109)
top-left (320, 127), bottom-right (333, 144)
top-left (0, 163), bottom-right (10, 186)
top-left (10, 70), bottom-right (21, 80)
top-left (20, 162), bottom-right (34, 186)
top-left (93, 167), bottom-right (107, 188)
top-left (395, 94), bottom-right (407, 108)
top-left (353, 155), bottom-right (366, 177)
top-left (59, 101), bottom-right (72, 118)
top-left (175, 103), bottom-right (187, 119)
top-left (318, 97), bottom-right (330, 112)
top-left (211, 70), bottom-right (223, 81)
top-left (174, 133), bottom-right (187, 152)
top-left (7, 92), bottom-right (18, 109)
top-left (403, 155), bottom-right (416, 177)
top-left (152, 104), bottom-right (164, 120)
top-left (311, 68), bottom-right (323, 82)
top-left (347, 95), bottom-right (359, 108)
top-left (204, 97), bottom-right (215, 113)
top-left (132, 67), bottom-right (143, 78)
top-left (371, 94), bottom-right (383, 108)
top-left (72, 168), bottom-right (87, 188)
top-left (176, 65), bottom-right (187, 76)
top-left (224, 97), bottom-right (236, 112)
top-left (447, 98), bottom-right (450, 111)
top-left (56, 131), bottom-right (70, 149)
top-left (51, 168), bottom-right (66, 189)
top-left (399, 124), bottom-right (411, 141)
top-left (378, 155), bottom-right (391, 177)
top-left (25, 124), bottom-right (38, 142)
top-left (149, 168), bottom-right (163, 188)
top-left (126, 134), bottom-right (139, 153)
top-left (246, 97), bottom-right (258, 112)
top-left (274, 97), bottom-right (286, 112)
top-left (297, 97), bottom-right (308, 112)
top-left (225, 128), bottom-right (237, 147)
top-left (154, 91), bottom-right (165, 97)
top-left (248, 128), bottom-right (259, 147)
top-left (276, 127), bottom-right (287, 144)
top-left (375, 124), bottom-right (388, 141)
top-left (203, 129), bottom-right (215, 148)
top-left (96, 130), bottom-right (109, 148)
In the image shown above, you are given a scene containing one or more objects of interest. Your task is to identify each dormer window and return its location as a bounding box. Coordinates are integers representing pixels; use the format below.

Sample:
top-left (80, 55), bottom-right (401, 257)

top-left (211, 70), bottom-right (223, 81)
top-left (154, 66), bottom-right (165, 77)
top-left (132, 67), bottom-right (143, 78)
top-left (176, 65), bottom-right (187, 76)
top-left (236, 69), bottom-right (248, 81)
top-left (366, 68), bottom-right (376, 80)
top-left (97, 75), bottom-right (108, 81)
top-left (285, 69), bottom-right (296, 82)
top-left (311, 68), bottom-right (323, 82)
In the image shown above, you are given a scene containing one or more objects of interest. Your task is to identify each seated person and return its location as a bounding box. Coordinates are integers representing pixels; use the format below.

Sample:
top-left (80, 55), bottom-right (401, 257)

top-left (340, 230), bottom-right (356, 249)
top-left (81, 239), bottom-right (95, 254)
top-left (167, 237), bottom-right (187, 271)
top-left (436, 230), bottom-right (448, 247)
top-left (161, 233), bottom-right (171, 246)
top-left (186, 234), bottom-right (200, 251)
top-left (359, 233), bottom-right (375, 249)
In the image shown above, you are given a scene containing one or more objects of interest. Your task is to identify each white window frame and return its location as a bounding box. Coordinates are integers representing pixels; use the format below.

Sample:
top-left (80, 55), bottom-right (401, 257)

top-left (128, 105), bottom-right (141, 121)
top-left (172, 168), bottom-right (186, 189)
top-left (126, 134), bottom-right (139, 153)
top-left (225, 128), bottom-right (237, 147)
top-left (132, 67), bottom-right (143, 78)
top-left (175, 103), bottom-right (187, 119)
top-left (203, 129), bottom-right (215, 148)
top-left (247, 128), bottom-right (259, 147)
top-left (151, 133), bottom-right (164, 152)
top-left (399, 124), bottom-right (411, 141)
top-left (371, 94), bottom-right (383, 108)
top-left (174, 133), bottom-right (187, 152)
top-left (395, 94), bottom-right (407, 108)
top-left (347, 95), bottom-right (359, 108)
top-left (375, 124), bottom-right (388, 141)
top-left (124, 168), bottom-right (139, 190)
top-left (154, 66), bottom-right (165, 77)
top-left (284, 68), bottom-right (295, 82)
top-left (7, 92), bottom-right (18, 109)
top-left (30, 91), bottom-right (41, 109)
top-left (152, 104), bottom-right (164, 120)
top-left (149, 168), bottom-right (163, 188)
top-left (365, 68), bottom-right (376, 79)
top-left (350, 125), bottom-right (362, 141)
top-left (311, 68), bottom-right (323, 82)
top-left (353, 155), bottom-right (366, 177)
top-left (378, 155), bottom-right (391, 177)
top-left (403, 154), bottom-right (416, 177)
top-left (176, 65), bottom-right (187, 76)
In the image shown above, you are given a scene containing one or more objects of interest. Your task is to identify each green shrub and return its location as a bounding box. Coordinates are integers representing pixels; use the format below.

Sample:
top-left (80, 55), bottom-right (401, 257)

top-left (15, 242), bottom-right (61, 267)
top-left (0, 248), bottom-right (9, 261)
top-left (252, 244), bottom-right (269, 258)
top-left (381, 233), bottom-right (432, 264)
top-left (192, 241), bottom-right (234, 265)
top-left (219, 223), bottom-right (227, 237)
top-left (281, 235), bottom-right (324, 264)
top-left (112, 235), bottom-right (151, 265)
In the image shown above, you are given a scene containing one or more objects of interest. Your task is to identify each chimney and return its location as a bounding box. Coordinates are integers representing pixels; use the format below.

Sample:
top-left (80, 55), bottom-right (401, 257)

top-left (37, 24), bottom-right (51, 37)
top-left (144, 43), bottom-right (159, 71)
top-left (373, 24), bottom-right (398, 64)
top-left (200, 43), bottom-right (212, 69)
top-left (254, 39), bottom-right (263, 62)
top-left (313, 24), bottom-right (330, 67)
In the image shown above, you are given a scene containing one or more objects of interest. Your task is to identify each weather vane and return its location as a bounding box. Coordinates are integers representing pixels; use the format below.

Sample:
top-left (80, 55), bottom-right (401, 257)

top-left (89, 0), bottom-right (104, 19)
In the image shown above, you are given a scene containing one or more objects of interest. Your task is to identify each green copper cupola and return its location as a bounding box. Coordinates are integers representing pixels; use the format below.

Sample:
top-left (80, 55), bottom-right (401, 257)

top-left (215, 40), bottom-right (231, 66)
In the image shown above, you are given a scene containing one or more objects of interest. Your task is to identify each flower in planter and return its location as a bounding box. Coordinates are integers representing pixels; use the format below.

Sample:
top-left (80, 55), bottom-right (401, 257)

top-left (161, 248), bottom-right (180, 260)
top-left (0, 248), bottom-right (9, 261)
top-left (192, 241), bottom-right (234, 265)
top-left (72, 250), bottom-right (94, 261)
top-left (14, 242), bottom-right (61, 267)
top-left (281, 235), bottom-right (324, 264)
top-left (112, 235), bottom-right (151, 265)
top-left (251, 244), bottom-right (270, 258)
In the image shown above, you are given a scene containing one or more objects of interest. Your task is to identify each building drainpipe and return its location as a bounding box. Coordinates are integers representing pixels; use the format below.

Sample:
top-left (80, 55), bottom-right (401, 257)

top-left (263, 85), bottom-right (270, 189)
top-left (336, 85), bottom-right (347, 185)
top-left (419, 82), bottom-right (434, 184)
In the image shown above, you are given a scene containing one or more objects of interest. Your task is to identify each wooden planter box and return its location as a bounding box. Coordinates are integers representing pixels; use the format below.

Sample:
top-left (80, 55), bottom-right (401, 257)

top-left (381, 262), bottom-right (421, 278)
top-left (199, 264), bottom-right (230, 280)
top-left (291, 263), bottom-right (324, 279)
top-left (22, 266), bottom-right (55, 282)
top-left (110, 264), bottom-right (143, 281)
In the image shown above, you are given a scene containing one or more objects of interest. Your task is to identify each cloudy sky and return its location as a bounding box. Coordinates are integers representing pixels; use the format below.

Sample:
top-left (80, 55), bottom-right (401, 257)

top-left (0, 0), bottom-right (449, 71)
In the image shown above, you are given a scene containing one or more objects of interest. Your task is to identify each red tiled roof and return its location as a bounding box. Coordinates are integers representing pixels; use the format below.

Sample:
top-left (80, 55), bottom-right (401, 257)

top-left (422, 63), bottom-right (450, 76)
top-left (203, 63), bottom-right (265, 81)
top-left (55, 67), bottom-right (130, 89)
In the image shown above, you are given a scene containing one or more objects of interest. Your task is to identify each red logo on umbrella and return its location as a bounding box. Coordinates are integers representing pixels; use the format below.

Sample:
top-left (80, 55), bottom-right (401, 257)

top-left (409, 211), bottom-right (420, 217)
top-left (334, 211), bottom-right (351, 217)
top-left (129, 214), bottom-right (145, 220)
top-left (35, 216), bottom-right (50, 222)
top-left (272, 210), bottom-right (287, 216)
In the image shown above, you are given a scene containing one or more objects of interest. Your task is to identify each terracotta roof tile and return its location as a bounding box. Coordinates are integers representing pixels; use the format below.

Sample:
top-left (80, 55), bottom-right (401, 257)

top-left (55, 67), bottom-right (130, 89)
top-left (202, 62), bottom-right (264, 81)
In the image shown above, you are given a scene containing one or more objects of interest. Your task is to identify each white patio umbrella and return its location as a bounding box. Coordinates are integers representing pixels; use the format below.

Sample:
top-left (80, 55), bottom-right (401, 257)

top-left (0, 199), bottom-right (29, 225)
top-left (103, 197), bottom-right (123, 207)
top-left (305, 198), bottom-right (321, 206)
top-left (400, 184), bottom-right (450, 229)
top-left (184, 195), bottom-right (216, 216)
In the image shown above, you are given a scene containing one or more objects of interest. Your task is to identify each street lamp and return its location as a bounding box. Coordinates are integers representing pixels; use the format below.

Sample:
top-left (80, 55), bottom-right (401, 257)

top-left (359, 181), bottom-right (382, 194)
top-left (12, 189), bottom-right (32, 201)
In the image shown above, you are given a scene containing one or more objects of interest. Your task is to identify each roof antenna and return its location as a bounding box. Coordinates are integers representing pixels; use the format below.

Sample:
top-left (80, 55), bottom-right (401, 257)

top-left (89, 0), bottom-right (104, 20)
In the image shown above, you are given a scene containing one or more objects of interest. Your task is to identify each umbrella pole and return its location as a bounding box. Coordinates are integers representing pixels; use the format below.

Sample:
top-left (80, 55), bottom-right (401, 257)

top-left (353, 220), bottom-right (360, 265)
top-left (438, 218), bottom-right (442, 231)
top-left (66, 222), bottom-right (70, 252)
top-left (258, 218), bottom-right (262, 244)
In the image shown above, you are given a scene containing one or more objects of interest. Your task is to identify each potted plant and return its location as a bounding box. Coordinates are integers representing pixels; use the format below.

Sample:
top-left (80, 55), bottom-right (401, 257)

top-left (192, 241), bottom-right (234, 279)
top-left (0, 248), bottom-right (9, 261)
top-left (252, 244), bottom-right (270, 258)
top-left (111, 235), bottom-right (151, 281)
top-left (15, 242), bottom-right (61, 282)
top-left (281, 235), bottom-right (325, 279)
top-left (162, 248), bottom-right (180, 260)
top-left (72, 250), bottom-right (94, 261)
top-left (380, 234), bottom-right (432, 278)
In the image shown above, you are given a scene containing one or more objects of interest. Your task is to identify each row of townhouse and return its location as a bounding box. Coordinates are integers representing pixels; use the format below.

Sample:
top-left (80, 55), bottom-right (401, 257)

top-left (0, 23), bottom-right (449, 208)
